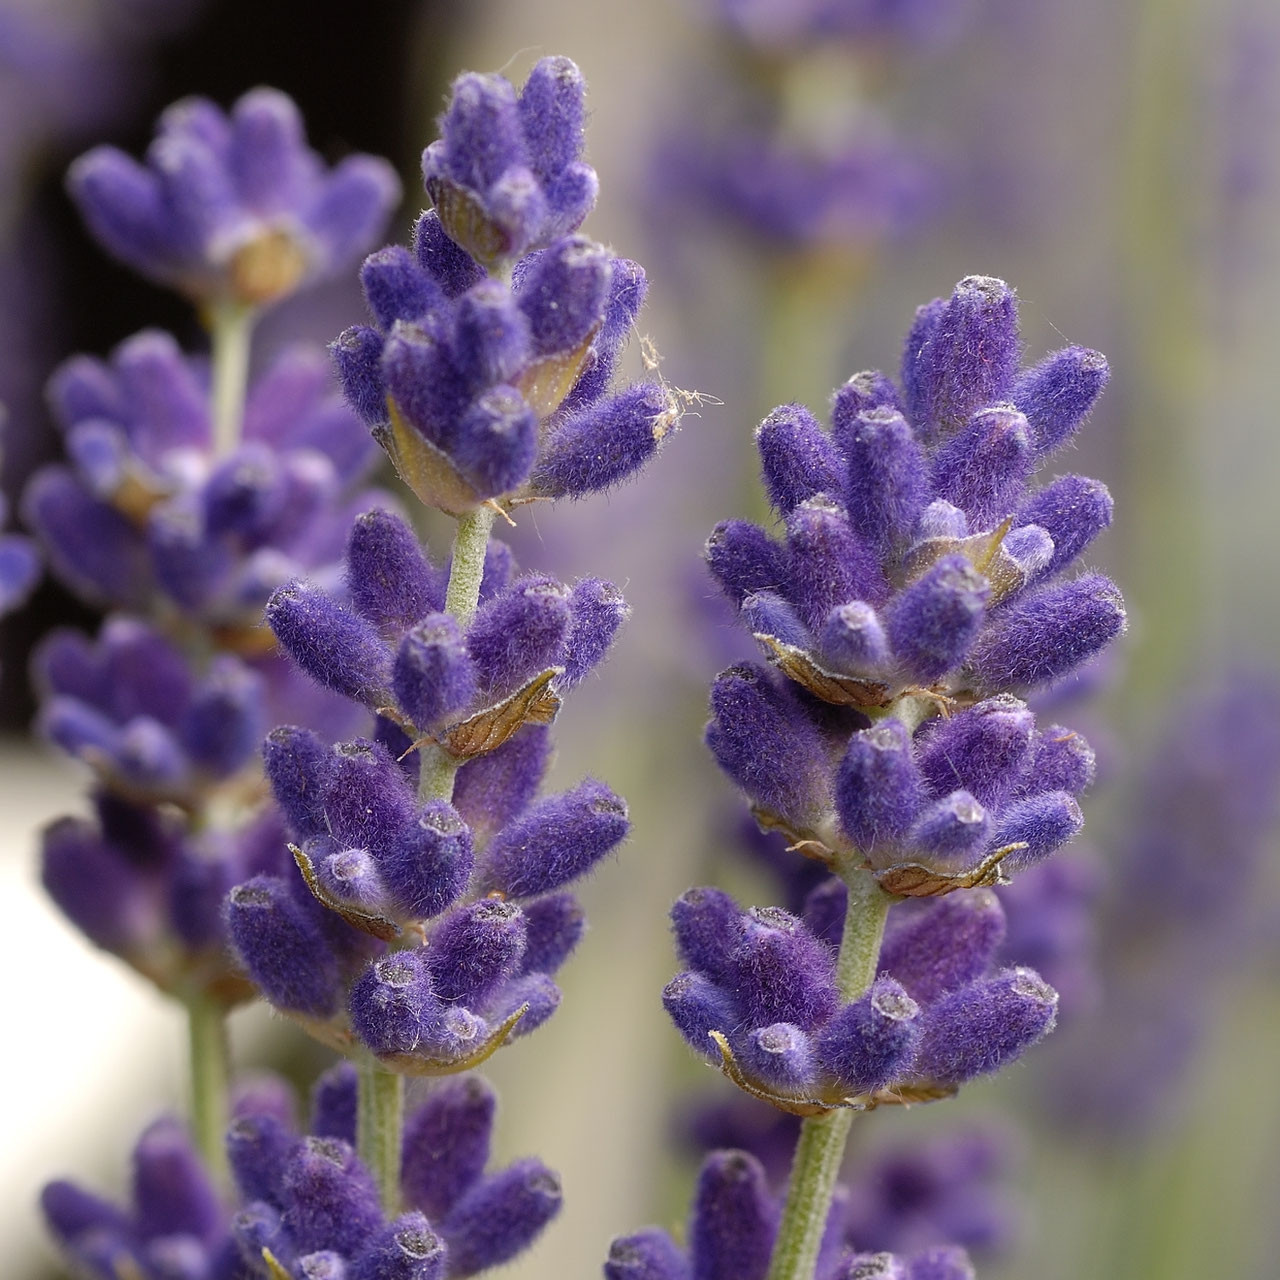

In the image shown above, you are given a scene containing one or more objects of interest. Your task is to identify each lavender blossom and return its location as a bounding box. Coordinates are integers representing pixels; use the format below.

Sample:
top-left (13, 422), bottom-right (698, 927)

top-left (333, 59), bottom-right (674, 514)
top-left (68, 88), bottom-right (400, 305)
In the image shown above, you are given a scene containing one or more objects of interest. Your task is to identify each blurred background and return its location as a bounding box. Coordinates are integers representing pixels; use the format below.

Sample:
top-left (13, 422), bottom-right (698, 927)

top-left (4, 0), bottom-right (1280, 1277)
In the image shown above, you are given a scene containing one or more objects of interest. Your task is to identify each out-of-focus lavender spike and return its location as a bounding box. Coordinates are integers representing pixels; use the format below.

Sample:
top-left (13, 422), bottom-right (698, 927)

top-left (688, 1150), bottom-right (777, 1280)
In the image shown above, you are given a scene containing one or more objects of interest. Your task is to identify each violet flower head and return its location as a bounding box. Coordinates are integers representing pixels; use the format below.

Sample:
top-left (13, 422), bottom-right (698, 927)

top-left (44, 1071), bottom-right (559, 1280)
top-left (605, 1148), bottom-right (976, 1280)
top-left (333, 58), bottom-right (675, 514)
top-left (664, 886), bottom-right (1056, 1110)
top-left (707, 278), bottom-right (1124, 711)
top-left (26, 335), bottom-right (384, 629)
top-left (68, 87), bottom-right (401, 304)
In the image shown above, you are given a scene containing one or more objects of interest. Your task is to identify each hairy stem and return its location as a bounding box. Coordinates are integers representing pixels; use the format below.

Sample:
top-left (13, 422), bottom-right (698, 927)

top-left (208, 299), bottom-right (255, 459)
top-left (187, 992), bottom-right (231, 1191)
top-left (765, 871), bottom-right (893, 1280)
top-left (358, 1057), bottom-right (404, 1214)
top-left (416, 503), bottom-right (498, 804)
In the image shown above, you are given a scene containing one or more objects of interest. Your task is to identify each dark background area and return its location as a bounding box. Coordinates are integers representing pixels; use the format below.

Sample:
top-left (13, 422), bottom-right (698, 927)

top-left (1, 0), bottom-right (463, 726)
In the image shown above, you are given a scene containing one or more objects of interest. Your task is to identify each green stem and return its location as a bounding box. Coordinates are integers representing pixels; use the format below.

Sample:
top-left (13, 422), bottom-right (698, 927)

top-left (358, 1058), bottom-right (404, 1214)
top-left (208, 299), bottom-right (255, 459)
top-left (765, 871), bottom-right (892, 1280)
top-left (416, 503), bottom-right (499, 804)
top-left (187, 993), bottom-right (231, 1191)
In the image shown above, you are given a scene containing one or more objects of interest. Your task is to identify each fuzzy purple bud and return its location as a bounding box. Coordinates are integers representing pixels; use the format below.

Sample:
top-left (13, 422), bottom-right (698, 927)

top-left (730, 906), bottom-right (838, 1029)
top-left (884, 555), bottom-right (989, 683)
top-left (835, 720), bottom-right (924, 857)
top-left (428, 899), bottom-right (527, 1005)
top-left (879, 891), bottom-right (1007, 1005)
top-left (705, 521), bottom-right (788, 605)
top-left (786, 497), bottom-right (888, 630)
top-left (738, 1022), bottom-right (819, 1091)
top-left (688, 1151), bottom-right (777, 1280)
top-left (756, 403), bottom-right (842, 516)
top-left (992, 791), bottom-right (1083, 871)
top-left (966, 574), bottom-right (1124, 694)
top-left (560, 578), bottom-right (629, 691)
top-left (351, 1214), bottom-right (446, 1280)
top-left (379, 802), bottom-right (474, 922)
top-left (930, 405), bottom-right (1033, 529)
top-left (393, 615), bottom-right (478, 729)
top-left (1016, 475), bottom-right (1113, 579)
top-left (915, 696), bottom-right (1035, 809)
top-left (440, 1160), bottom-right (562, 1277)
top-left (519, 893), bottom-right (586, 976)
top-left (348, 950), bottom-right (442, 1056)
top-left (839, 408), bottom-right (929, 555)
top-left (346, 509), bottom-right (444, 630)
top-left (280, 1137), bottom-right (384, 1257)
top-left (906, 792), bottom-right (993, 868)
top-left (467, 575), bottom-right (571, 697)
top-left (605, 1229), bottom-right (690, 1280)
top-left (913, 968), bottom-right (1058, 1083)
top-left (402, 1075), bottom-right (494, 1220)
top-left (819, 601), bottom-right (891, 674)
top-left (1009, 347), bottom-right (1109, 456)
top-left (664, 971), bottom-right (739, 1057)
top-left (264, 726), bottom-right (333, 839)
top-left (816, 977), bottom-right (921, 1093)
top-left (482, 778), bottom-right (629, 898)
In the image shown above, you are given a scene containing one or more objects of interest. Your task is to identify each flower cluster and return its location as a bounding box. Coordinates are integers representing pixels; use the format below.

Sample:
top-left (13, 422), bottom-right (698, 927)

top-left (68, 87), bottom-right (400, 305)
top-left (333, 57), bottom-right (674, 514)
top-left (42, 1068), bottom-right (558, 1280)
top-left (223, 505), bottom-right (631, 1070)
top-left (665, 885), bottom-right (1056, 1108)
top-left (605, 1149), bottom-right (976, 1280)
top-left (25, 334), bottom-right (383, 627)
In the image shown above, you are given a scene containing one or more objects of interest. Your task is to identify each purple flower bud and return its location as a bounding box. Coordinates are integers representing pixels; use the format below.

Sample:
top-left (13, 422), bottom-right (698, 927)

top-left (440, 1159), bottom-right (562, 1277)
top-left (517, 235), bottom-right (611, 356)
top-left (40, 1181), bottom-right (131, 1245)
top-left (311, 842), bottom-right (388, 914)
top-left (351, 1213), bottom-right (447, 1280)
top-left (1009, 347), bottom-right (1109, 456)
top-left (482, 778), bottom-right (629, 898)
top-left (346, 509), bottom-right (445, 631)
top-left (605, 1229), bottom-right (690, 1280)
top-left (280, 1137), bottom-right (383, 1257)
top-left (227, 1111), bottom-right (298, 1206)
top-left (226, 875), bottom-right (342, 1016)
top-left (311, 1062), bottom-right (358, 1145)
top-left (671, 887), bottom-right (746, 983)
top-left (452, 725), bottom-right (551, 845)
top-left (402, 1075), bottom-right (494, 1220)
top-left (879, 891), bottom-right (1007, 1005)
top-left (485, 971), bottom-right (562, 1036)
top-left (966, 574), bottom-right (1125, 693)
top-left (518, 56), bottom-right (588, 183)
top-left (816, 977), bottom-right (921, 1093)
top-left (322, 739), bottom-right (417, 850)
top-left (264, 726), bottom-right (333, 839)
top-left (730, 906), bottom-right (838, 1029)
top-left (361, 246), bottom-right (441, 328)
top-left (519, 892), bottom-right (585, 975)
top-left (1016, 475), bottom-right (1113, 579)
top-left (688, 1151), bottom-right (777, 1280)
top-left (756, 403), bottom-right (842, 516)
top-left (379, 802), bottom-right (474, 922)
top-left (560, 578), bottom-right (629, 691)
top-left (738, 1022), bottom-right (819, 1091)
top-left (835, 720), bottom-right (924, 858)
top-left (67, 146), bottom-right (170, 277)
top-left (22, 469), bottom-right (150, 608)
top-left (1001, 523), bottom-right (1055, 583)
top-left (819, 601), bottom-right (891, 674)
top-left (477, 539), bottom-right (517, 602)
top-left (742, 591), bottom-right (810, 649)
top-left (839, 408), bottom-right (929, 556)
top-left (532, 382), bottom-right (672, 498)
top-left (1021, 725), bottom-right (1096, 798)
top-left (467, 575), bottom-right (571, 697)
top-left (393, 615), bottom-right (478, 729)
top-left (332, 325), bottom-right (388, 426)
top-left (831, 371), bottom-right (905, 443)
top-left (348, 950), bottom-right (443, 1056)
top-left (915, 696), bottom-right (1035, 809)
top-left (930, 405), bottom-right (1033, 529)
top-left (561, 257), bottom-right (649, 411)
top-left (992, 791), bottom-right (1083, 871)
top-left (786, 497), bottom-right (889, 630)
top-left (884, 555), bottom-right (989, 682)
top-left (902, 278), bottom-right (1020, 442)
top-left (132, 1117), bottom-right (223, 1243)
top-left (266, 581), bottom-right (393, 705)
top-left (906, 791), bottom-right (992, 867)
top-left (706, 664), bottom-right (830, 829)
top-left (428, 899), bottom-right (527, 1004)
top-left (803, 878), bottom-right (848, 950)
top-left (183, 657), bottom-right (265, 776)
top-left (663, 971), bottom-right (738, 1057)
top-left (448, 387), bottom-right (541, 499)
top-left (412, 210), bottom-right (484, 297)
top-left (913, 968), bottom-right (1058, 1083)
top-left (705, 520), bottom-right (787, 606)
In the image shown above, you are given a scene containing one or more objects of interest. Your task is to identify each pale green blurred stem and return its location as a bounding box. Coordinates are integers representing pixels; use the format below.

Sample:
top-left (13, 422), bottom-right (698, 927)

top-left (187, 992), bottom-right (231, 1190)
top-left (358, 1058), bottom-right (404, 1214)
top-left (357, 502), bottom-right (498, 1203)
top-left (208, 299), bottom-right (256, 459)
top-left (765, 872), bottom-right (892, 1280)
